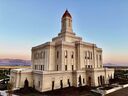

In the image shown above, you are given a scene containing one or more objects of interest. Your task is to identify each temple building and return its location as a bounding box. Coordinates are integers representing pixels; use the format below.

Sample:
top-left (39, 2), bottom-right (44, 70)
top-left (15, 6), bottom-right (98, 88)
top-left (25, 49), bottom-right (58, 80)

top-left (10, 10), bottom-right (114, 92)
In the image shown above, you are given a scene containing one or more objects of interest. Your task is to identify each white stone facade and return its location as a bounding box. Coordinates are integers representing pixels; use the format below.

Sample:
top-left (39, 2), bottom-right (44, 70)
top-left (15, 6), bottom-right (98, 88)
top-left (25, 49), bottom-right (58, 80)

top-left (10, 10), bottom-right (114, 92)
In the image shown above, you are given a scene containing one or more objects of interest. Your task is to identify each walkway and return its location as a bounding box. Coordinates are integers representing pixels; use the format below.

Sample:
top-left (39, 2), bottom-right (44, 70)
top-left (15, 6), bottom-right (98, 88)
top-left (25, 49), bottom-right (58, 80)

top-left (106, 87), bottom-right (128, 96)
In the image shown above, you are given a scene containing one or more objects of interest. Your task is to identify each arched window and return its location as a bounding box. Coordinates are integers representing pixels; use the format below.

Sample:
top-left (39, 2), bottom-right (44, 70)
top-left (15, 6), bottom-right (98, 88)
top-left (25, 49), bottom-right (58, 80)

top-left (38, 81), bottom-right (40, 88)
top-left (37, 53), bottom-right (40, 59)
top-left (65, 50), bottom-right (68, 58)
top-left (34, 53), bottom-right (36, 59)
top-left (43, 51), bottom-right (45, 59)
top-left (83, 78), bottom-right (85, 84)
top-left (35, 65), bottom-right (36, 70)
top-left (67, 79), bottom-right (70, 87)
top-left (71, 51), bottom-right (74, 59)
top-left (90, 52), bottom-right (92, 59)
top-left (85, 51), bottom-right (87, 59)
top-left (41, 65), bottom-right (42, 70)
top-left (43, 65), bottom-right (44, 70)
top-left (96, 54), bottom-right (98, 67)
top-left (65, 65), bottom-right (67, 71)
top-left (99, 55), bottom-right (102, 61)
top-left (60, 80), bottom-right (63, 88)
top-left (34, 53), bottom-right (38, 59)
top-left (57, 65), bottom-right (58, 71)
top-left (88, 51), bottom-right (90, 59)
top-left (52, 81), bottom-right (54, 90)
top-left (40, 51), bottom-right (43, 59)
top-left (72, 65), bottom-right (74, 70)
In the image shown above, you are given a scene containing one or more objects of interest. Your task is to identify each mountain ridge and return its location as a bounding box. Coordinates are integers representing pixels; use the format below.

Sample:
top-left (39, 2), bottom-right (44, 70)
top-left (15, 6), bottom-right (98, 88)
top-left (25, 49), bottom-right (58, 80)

top-left (0, 59), bottom-right (128, 67)
top-left (0, 58), bottom-right (31, 66)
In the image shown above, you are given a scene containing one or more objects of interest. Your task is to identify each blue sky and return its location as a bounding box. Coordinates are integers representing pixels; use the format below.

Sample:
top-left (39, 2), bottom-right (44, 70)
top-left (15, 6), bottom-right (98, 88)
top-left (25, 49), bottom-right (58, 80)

top-left (0, 0), bottom-right (128, 64)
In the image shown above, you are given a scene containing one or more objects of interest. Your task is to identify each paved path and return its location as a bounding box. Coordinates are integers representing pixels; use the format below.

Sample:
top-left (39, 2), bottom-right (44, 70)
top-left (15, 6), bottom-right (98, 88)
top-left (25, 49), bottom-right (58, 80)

top-left (106, 87), bottom-right (128, 96)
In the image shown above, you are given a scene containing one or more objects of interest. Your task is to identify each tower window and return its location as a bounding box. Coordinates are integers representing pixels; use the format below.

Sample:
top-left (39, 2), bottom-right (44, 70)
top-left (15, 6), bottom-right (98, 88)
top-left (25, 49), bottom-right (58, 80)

top-left (69, 19), bottom-right (71, 27)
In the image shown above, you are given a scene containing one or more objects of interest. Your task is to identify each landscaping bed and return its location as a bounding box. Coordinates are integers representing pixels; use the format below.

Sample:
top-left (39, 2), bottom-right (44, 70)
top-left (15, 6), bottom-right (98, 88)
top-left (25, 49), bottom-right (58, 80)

top-left (13, 86), bottom-right (101, 96)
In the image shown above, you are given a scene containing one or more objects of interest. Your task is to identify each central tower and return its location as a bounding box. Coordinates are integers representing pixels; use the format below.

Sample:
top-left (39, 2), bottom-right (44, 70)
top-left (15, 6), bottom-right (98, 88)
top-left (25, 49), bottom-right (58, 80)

top-left (52, 10), bottom-right (82, 42)
top-left (61, 10), bottom-right (73, 33)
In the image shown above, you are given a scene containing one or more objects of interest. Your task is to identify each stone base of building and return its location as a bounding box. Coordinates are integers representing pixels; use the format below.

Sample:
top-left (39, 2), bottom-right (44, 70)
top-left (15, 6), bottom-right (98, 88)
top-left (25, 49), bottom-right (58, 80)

top-left (10, 68), bottom-right (114, 92)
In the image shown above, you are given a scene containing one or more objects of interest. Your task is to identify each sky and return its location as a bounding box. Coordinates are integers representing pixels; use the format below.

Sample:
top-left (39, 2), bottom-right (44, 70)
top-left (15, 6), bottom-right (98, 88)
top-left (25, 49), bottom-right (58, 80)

top-left (0, 0), bottom-right (128, 64)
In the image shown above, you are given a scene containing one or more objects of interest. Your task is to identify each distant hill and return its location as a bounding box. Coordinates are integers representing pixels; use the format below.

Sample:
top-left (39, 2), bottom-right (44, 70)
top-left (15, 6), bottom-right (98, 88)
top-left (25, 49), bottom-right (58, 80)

top-left (104, 63), bottom-right (128, 67)
top-left (0, 59), bottom-right (31, 66)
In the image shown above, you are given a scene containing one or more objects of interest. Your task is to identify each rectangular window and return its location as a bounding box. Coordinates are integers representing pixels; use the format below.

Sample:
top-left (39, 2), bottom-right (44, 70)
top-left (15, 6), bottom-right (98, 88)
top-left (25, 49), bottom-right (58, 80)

top-left (37, 65), bottom-right (39, 70)
top-left (41, 65), bottom-right (42, 70)
top-left (90, 52), bottom-right (92, 59)
top-left (38, 81), bottom-right (40, 88)
top-left (35, 65), bottom-right (36, 69)
top-left (43, 51), bottom-right (45, 59)
top-left (65, 65), bottom-right (67, 71)
top-left (71, 51), bottom-right (74, 59)
top-left (57, 51), bottom-right (59, 59)
top-left (65, 50), bottom-right (68, 58)
top-left (57, 65), bottom-right (58, 71)
top-left (83, 78), bottom-right (85, 83)
top-left (72, 65), bottom-right (73, 70)
top-left (85, 51), bottom-right (87, 59)
top-left (99, 55), bottom-right (102, 61)
top-left (88, 51), bottom-right (90, 59)
top-left (43, 65), bottom-right (44, 70)
top-left (40, 52), bottom-right (42, 59)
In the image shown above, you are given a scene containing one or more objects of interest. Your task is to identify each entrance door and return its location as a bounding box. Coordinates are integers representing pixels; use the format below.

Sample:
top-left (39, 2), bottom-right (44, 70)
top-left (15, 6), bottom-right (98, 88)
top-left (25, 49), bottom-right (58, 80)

top-left (52, 81), bottom-right (54, 90)
top-left (100, 76), bottom-right (103, 85)
top-left (88, 77), bottom-right (91, 86)
top-left (68, 79), bottom-right (70, 87)
top-left (78, 75), bottom-right (82, 86)
top-left (60, 80), bottom-right (63, 89)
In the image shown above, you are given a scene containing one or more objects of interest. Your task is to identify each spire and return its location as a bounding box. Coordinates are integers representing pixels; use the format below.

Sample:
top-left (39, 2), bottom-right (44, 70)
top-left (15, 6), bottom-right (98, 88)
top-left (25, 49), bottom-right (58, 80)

top-left (62, 9), bottom-right (72, 18)
top-left (61, 10), bottom-right (73, 33)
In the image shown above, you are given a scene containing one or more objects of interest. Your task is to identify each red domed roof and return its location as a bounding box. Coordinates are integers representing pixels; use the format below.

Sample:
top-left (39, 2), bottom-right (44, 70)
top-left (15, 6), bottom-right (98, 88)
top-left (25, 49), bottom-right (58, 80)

top-left (62, 10), bottom-right (72, 18)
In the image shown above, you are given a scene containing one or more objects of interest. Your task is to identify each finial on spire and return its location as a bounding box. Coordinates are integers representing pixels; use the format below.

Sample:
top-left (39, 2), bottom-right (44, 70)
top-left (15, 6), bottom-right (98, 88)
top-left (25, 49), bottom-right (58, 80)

top-left (62, 9), bottom-right (72, 18)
